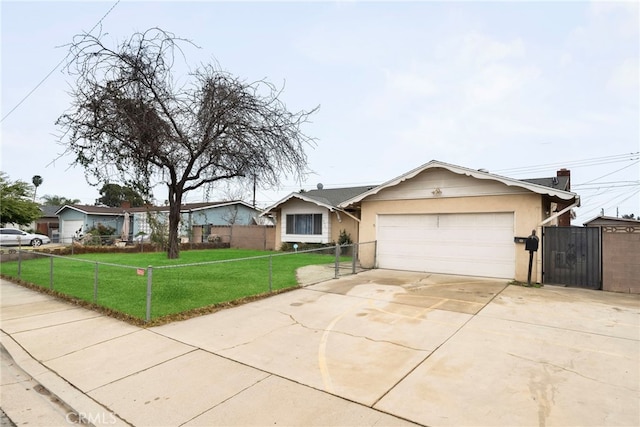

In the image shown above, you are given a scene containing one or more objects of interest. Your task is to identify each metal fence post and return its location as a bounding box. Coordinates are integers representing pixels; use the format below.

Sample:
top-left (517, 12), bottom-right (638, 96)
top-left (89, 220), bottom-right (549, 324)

top-left (93, 262), bottom-right (99, 303)
top-left (17, 250), bottom-right (22, 279)
top-left (334, 244), bottom-right (340, 279)
top-left (49, 256), bottom-right (54, 290)
top-left (146, 266), bottom-right (153, 323)
top-left (352, 244), bottom-right (357, 274)
top-left (373, 240), bottom-right (378, 269)
top-left (268, 255), bottom-right (273, 292)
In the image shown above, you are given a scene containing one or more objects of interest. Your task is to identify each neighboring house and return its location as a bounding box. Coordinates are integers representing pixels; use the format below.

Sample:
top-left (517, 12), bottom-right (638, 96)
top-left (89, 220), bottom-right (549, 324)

top-left (262, 185), bottom-right (376, 248)
top-left (338, 160), bottom-right (580, 283)
top-left (34, 205), bottom-right (61, 241)
top-left (56, 201), bottom-right (265, 244)
top-left (56, 205), bottom-right (126, 244)
top-left (582, 215), bottom-right (640, 228)
top-left (186, 201), bottom-right (270, 243)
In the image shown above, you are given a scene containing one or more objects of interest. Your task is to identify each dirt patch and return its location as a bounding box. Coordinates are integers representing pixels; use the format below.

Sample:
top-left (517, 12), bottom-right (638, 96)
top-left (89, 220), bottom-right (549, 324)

top-left (296, 264), bottom-right (337, 286)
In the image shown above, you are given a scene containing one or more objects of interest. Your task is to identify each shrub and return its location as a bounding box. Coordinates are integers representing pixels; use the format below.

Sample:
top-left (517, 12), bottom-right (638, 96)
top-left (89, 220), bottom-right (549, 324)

top-left (85, 223), bottom-right (116, 246)
top-left (338, 229), bottom-right (352, 245)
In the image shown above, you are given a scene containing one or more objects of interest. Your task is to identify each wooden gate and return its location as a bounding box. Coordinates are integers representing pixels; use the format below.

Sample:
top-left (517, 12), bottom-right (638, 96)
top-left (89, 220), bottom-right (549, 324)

top-left (542, 227), bottom-right (601, 289)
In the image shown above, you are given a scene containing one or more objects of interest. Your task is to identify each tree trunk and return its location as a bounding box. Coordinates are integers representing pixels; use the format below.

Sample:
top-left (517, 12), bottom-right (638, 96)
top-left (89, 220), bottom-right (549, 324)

top-left (167, 188), bottom-right (182, 259)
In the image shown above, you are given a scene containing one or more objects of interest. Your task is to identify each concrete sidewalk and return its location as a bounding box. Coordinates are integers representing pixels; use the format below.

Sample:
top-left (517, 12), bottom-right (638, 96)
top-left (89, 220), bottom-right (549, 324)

top-left (1, 271), bottom-right (639, 426)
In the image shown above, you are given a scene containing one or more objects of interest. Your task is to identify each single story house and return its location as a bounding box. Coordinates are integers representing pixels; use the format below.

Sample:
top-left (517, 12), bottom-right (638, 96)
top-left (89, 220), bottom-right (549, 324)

top-left (262, 185), bottom-right (376, 248)
top-left (56, 205), bottom-right (123, 244)
top-left (582, 215), bottom-right (639, 228)
top-left (56, 201), bottom-right (265, 244)
top-left (336, 160), bottom-right (579, 283)
top-left (34, 205), bottom-right (61, 240)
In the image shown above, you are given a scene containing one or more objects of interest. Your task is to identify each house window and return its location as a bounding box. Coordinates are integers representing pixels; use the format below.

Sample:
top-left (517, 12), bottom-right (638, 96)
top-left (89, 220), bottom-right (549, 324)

top-left (286, 214), bottom-right (322, 235)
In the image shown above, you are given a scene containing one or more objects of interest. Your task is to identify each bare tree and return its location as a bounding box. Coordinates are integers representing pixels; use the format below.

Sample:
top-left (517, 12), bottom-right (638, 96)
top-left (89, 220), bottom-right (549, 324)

top-left (56, 28), bottom-right (317, 258)
top-left (221, 205), bottom-right (240, 225)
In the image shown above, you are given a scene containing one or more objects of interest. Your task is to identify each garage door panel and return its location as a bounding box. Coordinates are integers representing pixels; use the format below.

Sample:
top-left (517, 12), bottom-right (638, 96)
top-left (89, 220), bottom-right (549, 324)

top-left (61, 220), bottom-right (83, 244)
top-left (377, 213), bottom-right (515, 278)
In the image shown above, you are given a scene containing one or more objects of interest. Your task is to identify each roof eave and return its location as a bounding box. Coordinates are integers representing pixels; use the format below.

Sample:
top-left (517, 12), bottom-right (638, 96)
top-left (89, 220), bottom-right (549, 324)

top-left (339, 160), bottom-right (578, 208)
top-left (261, 193), bottom-right (339, 216)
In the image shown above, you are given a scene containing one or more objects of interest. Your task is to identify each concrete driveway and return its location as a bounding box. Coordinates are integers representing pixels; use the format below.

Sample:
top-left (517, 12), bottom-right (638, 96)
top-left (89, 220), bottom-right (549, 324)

top-left (1, 270), bottom-right (639, 426)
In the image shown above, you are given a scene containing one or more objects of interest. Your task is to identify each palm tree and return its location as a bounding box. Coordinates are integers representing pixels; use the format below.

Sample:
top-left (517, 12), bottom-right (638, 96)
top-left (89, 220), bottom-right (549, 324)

top-left (41, 194), bottom-right (81, 206)
top-left (32, 175), bottom-right (43, 202)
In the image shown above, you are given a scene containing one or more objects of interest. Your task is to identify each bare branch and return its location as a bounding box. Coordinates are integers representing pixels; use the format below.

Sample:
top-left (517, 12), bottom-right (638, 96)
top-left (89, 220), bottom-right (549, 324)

top-left (57, 28), bottom-right (317, 258)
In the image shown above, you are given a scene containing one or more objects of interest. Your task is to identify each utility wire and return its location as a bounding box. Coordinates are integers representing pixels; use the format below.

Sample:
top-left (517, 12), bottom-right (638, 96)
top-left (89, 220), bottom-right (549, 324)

top-left (1, 0), bottom-right (121, 123)
top-left (576, 183), bottom-right (640, 190)
top-left (577, 187), bottom-right (640, 219)
top-left (579, 160), bottom-right (640, 185)
top-left (494, 152), bottom-right (639, 175)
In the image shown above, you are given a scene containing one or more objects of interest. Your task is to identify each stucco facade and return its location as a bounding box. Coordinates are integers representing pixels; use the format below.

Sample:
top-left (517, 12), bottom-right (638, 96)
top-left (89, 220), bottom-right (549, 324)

top-left (356, 193), bottom-right (544, 282)
top-left (342, 162), bottom-right (577, 283)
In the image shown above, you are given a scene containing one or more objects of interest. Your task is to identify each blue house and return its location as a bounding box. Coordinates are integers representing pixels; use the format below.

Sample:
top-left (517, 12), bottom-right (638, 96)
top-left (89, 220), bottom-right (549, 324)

top-left (56, 201), bottom-right (266, 245)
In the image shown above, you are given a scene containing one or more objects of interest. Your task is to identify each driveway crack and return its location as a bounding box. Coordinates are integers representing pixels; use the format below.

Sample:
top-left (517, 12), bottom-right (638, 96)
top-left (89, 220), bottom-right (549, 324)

top-left (282, 312), bottom-right (431, 352)
top-left (214, 314), bottom-right (298, 352)
top-left (507, 352), bottom-right (638, 392)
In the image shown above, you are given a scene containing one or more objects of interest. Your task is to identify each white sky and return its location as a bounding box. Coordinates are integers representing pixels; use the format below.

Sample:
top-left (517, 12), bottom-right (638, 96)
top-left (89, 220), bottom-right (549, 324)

top-left (1, 0), bottom-right (639, 225)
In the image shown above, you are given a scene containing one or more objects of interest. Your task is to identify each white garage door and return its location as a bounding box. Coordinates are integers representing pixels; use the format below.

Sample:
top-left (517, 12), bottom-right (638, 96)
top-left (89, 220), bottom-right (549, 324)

top-left (377, 213), bottom-right (515, 278)
top-left (60, 220), bottom-right (84, 244)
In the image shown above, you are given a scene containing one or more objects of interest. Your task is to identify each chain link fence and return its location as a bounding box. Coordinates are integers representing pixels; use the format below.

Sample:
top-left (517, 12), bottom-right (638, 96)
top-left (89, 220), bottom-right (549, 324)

top-left (0, 242), bottom-right (375, 323)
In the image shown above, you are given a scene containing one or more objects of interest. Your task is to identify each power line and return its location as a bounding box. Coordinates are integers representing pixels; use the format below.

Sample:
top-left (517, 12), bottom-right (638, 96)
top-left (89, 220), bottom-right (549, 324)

top-left (575, 182), bottom-right (640, 191)
top-left (1, 0), bottom-right (121, 123)
top-left (576, 187), bottom-right (640, 220)
top-left (580, 160), bottom-right (640, 185)
top-left (493, 152), bottom-right (639, 176)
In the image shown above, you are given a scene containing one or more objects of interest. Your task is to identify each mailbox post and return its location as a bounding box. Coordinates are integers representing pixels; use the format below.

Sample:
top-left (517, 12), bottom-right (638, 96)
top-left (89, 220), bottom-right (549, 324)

top-left (525, 229), bottom-right (539, 285)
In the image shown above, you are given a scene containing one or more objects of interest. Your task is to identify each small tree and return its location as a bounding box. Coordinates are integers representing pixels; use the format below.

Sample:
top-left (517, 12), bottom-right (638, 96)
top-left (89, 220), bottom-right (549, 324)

top-left (338, 229), bottom-right (353, 245)
top-left (57, 28), bottom-right (316, 259)
top-left (32, 175), bottom-right (43, 202)
top-left (0, 172), bottom-right (41, 226)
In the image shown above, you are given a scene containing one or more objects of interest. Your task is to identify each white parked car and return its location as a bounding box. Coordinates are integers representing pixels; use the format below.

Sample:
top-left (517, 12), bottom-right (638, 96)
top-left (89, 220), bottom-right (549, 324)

top-left (0, 228), bottom-right (51, 247)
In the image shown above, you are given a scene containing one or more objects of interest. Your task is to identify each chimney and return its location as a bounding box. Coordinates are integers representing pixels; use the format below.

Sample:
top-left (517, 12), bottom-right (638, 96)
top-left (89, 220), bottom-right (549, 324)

top-left (556, 169), bottom-right (571, 226)
top-left (557, 168), bottom-right (570, 191)
top-left (121, 200), bottom-right (131, 209)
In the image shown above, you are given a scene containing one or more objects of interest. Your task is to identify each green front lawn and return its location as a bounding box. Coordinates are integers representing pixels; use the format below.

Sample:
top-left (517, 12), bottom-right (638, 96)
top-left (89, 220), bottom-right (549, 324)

top-left (0, 248), bottom-right (344, 322)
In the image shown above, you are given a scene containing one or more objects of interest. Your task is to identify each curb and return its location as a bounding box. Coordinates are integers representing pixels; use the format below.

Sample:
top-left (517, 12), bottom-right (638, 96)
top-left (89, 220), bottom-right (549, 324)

top-left (1, 332), bottom-right (130, 426)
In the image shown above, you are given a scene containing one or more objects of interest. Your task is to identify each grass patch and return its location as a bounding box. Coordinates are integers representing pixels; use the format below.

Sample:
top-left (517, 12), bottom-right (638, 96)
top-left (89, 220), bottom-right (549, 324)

top-left (0, 248), bottom-right (347, 322)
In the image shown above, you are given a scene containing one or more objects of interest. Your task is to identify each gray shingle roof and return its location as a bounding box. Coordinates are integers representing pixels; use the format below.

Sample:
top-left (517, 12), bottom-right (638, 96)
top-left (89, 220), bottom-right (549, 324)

top-left (39, 205), bottom-right (62, 217)
top-left (301, 186), bottom-right (377, 207)
top-left (521, 176), bottom-right (570, 191)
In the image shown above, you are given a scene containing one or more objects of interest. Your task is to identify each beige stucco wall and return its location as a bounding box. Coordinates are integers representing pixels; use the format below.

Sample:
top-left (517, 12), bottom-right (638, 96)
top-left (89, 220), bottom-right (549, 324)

top-left (329, 212), bottom-right (359, 245)
top-left (273, 213), bottom-right (283, 248)
top-left (358, 193), bottom-right (544, 282)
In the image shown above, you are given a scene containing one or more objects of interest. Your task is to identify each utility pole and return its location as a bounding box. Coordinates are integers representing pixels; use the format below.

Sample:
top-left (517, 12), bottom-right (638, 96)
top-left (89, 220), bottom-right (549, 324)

top-left (252, 174), bottom-right (256, 208)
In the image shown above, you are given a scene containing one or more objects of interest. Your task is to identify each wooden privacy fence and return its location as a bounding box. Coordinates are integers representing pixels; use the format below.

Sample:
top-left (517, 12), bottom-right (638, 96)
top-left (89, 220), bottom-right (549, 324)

top-left (193, 225), bottom-right (276, 251)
